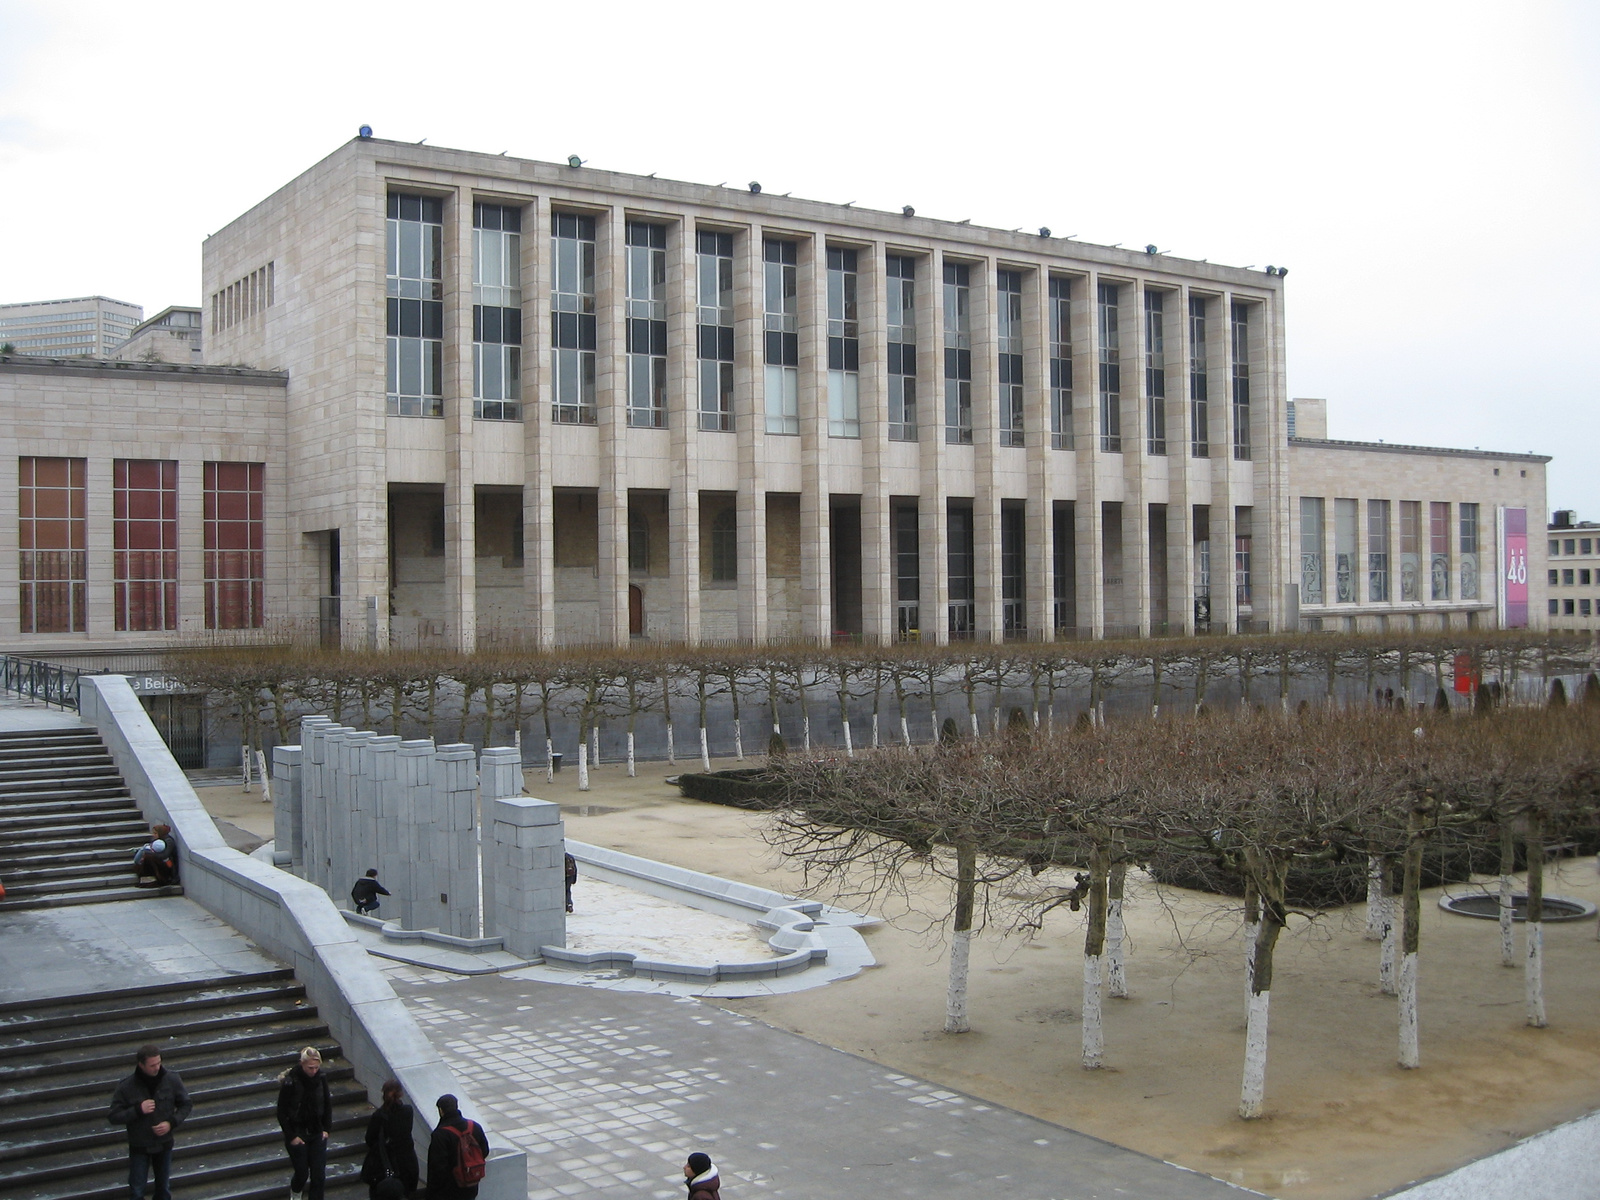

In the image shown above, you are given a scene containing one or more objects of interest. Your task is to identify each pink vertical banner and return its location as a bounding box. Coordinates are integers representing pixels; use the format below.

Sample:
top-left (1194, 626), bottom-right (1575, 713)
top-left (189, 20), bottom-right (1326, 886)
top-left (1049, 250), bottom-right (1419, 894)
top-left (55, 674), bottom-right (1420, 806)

top-left (1502, 507), bottom-right (1528, 628)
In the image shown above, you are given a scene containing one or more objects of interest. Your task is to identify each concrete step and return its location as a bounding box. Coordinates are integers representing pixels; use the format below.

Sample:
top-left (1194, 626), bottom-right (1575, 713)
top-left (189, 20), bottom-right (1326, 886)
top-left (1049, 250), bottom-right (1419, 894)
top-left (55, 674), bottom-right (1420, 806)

top-left (0, 884), bottom-right (184, 913)
top-left (1, 809), bottom-right (151, 834)
top-left (0, 998), bottom-right (317, 1059)
top-left (0, 787), bottom-right (131, 809)
top-left (0, 795), bottom-right (136, 818)
top-left (0, 860), bottom-right (141, 885)
top-left (0, 827), bottom-right (153, 855)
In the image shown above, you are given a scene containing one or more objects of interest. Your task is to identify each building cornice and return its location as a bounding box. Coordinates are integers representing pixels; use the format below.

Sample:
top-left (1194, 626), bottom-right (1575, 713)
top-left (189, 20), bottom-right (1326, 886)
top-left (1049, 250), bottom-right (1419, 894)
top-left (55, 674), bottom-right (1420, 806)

top-left (1289, 436), bottom-right (1549, 464)
top-left (0, 355), bottom-right (286, 388)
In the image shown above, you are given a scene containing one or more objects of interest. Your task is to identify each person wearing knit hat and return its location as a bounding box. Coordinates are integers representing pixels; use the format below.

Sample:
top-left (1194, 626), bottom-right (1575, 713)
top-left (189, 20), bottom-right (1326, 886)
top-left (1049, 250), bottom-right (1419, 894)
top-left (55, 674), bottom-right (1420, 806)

top-left (683, 1151), bottom-right (720, 1200)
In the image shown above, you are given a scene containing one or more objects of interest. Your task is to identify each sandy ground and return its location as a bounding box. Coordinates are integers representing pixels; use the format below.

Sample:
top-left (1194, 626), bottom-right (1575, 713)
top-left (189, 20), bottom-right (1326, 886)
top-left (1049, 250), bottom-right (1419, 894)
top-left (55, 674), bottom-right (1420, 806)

top-left (520, 755), bottom-right (1600, 1200)
top-left (195, 757), bottom-right (1600, 1199)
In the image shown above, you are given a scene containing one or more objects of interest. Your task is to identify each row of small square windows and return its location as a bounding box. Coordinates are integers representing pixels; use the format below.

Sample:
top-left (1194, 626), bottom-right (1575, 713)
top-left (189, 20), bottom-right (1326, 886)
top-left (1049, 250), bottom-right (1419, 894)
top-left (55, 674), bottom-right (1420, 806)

top-left (1551, 599), bottom-right (1595, 617)
top-left (1550, 569), bottom-right (1597, 586)
top-left (1549, 538), bottom-right (1595, 555)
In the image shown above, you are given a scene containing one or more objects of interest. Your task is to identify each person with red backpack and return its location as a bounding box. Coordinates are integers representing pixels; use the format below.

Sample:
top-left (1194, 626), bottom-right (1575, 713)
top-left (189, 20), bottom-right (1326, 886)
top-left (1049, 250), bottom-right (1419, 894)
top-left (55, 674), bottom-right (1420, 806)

top-left (424, 1094), bottom-right (488, 1200)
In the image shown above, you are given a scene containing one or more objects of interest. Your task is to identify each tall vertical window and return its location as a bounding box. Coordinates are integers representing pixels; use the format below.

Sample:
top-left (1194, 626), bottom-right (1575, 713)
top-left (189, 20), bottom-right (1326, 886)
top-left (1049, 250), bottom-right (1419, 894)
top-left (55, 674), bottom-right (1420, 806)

top-left (1368, 499), bottom-right (1390, 603)
top-left (1459, 503), bottom-right (1480, 600)
top-left (997, 270), bottom-right (1024, 447)
top-left (1054, 503), bottom-right (1077, 632)
top-left (18, 456), bottom-right (86, 633)
top-left (1144, 291), bottom-right (1166, 455)
top-left (763, 240), bottom-right (799, 435)
top-left (1230, 302), bottom-right (1251, 460)
top-left (1334, 498), bottom-right (1358, 603)
top-left (1235, 507), bottom-right (1253, 611)
top-left (204, 462), bottom-right (264, 630)
top-left (697, 232), bottom-right (735, 432)
top-left (551, 213), bottom-right (597, 425)
top-left (1001, 503), bottom-right (1026, 637)
top-left (1429, 501), bottom-right (1451, 600)
top-left (1048, 277), bottom-right (1073, 450)
top-left (1097, 283), bottom-right (1121, 452)
top-left (1399, 500), bottom-right (1421, 601)
top-left (626, 222), bottom-right (668, 429)
top-left (894, 502), bottom-right (920, 639)
top-left (386, 193), bottom-right (443, 417)
top-left (943, 263), bottom-right (972, 444)
top-left (1300, 496), bottom-right (1324, 605)
top-left (472, 203), bottom-right (522, 421)
top-left (114, 459), bottom-right (177, 632)
top-left (947, 501), bottom-right (975, 637)
top-left (826, 248), bottom-right (860, 438)
top-left (886, 256), bottom-right (917, 442)
top-left (1189, 296), bottom-right (1209, 456)
top-left (710, 508), bottom-right (738, 581)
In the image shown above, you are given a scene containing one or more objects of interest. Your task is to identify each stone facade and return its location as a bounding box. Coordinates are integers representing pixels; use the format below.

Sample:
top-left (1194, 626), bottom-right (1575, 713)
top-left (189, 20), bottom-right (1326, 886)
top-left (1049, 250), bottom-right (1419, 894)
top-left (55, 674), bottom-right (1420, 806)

top-left (0, 140), bottom-right (1554, 653)
top-left (1286, 414), bottom-right (1548, 633)
top-left (203, 136), bottom-right (1293, 650)
top-left (1546, 515), bottom-right (1600, 634)
top-left (114, 306), bottom-right (204, 364)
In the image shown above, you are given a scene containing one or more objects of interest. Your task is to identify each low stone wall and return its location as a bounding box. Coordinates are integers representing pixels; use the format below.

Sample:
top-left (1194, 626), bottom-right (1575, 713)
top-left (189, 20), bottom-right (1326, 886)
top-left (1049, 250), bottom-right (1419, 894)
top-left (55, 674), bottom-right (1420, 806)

top-left (78, 675), bottom-right (527, 1200)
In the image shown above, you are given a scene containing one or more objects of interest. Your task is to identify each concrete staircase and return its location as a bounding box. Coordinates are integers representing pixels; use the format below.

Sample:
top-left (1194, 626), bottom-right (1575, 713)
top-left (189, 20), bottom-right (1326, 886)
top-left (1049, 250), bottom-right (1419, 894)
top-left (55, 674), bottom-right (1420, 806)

top-left (0, 970), bottom-right (370, 1200)
top-left (0, 726), bottom-right (181, 911)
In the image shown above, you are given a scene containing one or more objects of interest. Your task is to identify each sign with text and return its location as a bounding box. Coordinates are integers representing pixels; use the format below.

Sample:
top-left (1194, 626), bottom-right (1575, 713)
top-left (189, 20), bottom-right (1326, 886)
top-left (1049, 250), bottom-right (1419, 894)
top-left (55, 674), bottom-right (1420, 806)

top-left (1499, 507), bottom-right (1529, 629)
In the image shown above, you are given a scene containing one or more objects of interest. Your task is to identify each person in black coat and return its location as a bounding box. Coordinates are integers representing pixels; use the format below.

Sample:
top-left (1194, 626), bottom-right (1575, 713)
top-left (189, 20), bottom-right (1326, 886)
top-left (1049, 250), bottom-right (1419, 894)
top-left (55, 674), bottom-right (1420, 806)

top-left (361, 1079), bottom-right (420, 1199)
top-left (277, 1047), bottom-right (334, 1200)
top-left (425, 1094), bottom-right (489, 1200)
top-left (107, 1043), bottom-right (192, 1200)
top-left (351, 869), bottom-right (391, 915)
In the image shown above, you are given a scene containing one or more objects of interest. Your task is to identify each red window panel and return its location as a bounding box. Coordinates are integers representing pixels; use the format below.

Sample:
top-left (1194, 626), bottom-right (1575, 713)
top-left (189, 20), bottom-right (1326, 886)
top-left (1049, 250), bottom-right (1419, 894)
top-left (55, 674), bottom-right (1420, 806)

top-left (19, 456), bottom-right (87, 633)
top-left (204, 462), bottom-right (265, 629)
top-left (114, 459), bottom-right (178, 631)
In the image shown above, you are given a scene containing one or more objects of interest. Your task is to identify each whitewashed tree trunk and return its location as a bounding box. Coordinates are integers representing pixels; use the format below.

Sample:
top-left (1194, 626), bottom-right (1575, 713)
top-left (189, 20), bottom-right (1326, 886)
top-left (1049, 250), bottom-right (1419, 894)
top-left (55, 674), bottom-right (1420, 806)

top-left (590, 725), bottom-right (599, 767)
top-left (1525, 812), bottom-right (1546, 1027)
top-left (946, 839), bottom-right (977, 1035)
top-left (699, 726), bottom-right (710, 771)
top-left (1106, 899), bottom-right (1127, 999)
top-left (1525, 922), bottom-right (1546, 1027)
top-left (626, 731), bottom-right (636, 777)
top-left (1106, 850), bottom-right (1129, 999)
top-left (733, 717), bottom-right (744, 761)
top-left (1244, 919), bottom-right (1260, 1011)
top-left (900, 714), bottom-right (911, 746)
top-left (969, 710), bottom-right (980, 739)
top-left (1498, 821), bottom-right (1516, 968)
top-left (803, 713), bottom-right (811, 752)
top-left (1397, 951), bottom-right (1420, 1068)
top-left (577, 743), bottom-right (590, 792)
top-left (1379, 895), bottom-right (1398, 995)
top-left (842, 719), bottom-right (854, 757)
top-left (545, 736), bottom-right (554, 784)
top-left (871, 711), bottom-right (880, 749)
top-left (665, 721), bottom-right (675, 765)
top-left (945, 928), bottom-right (971, 1034)
top-left (1239, 988), bottom-right (1271, 1119)
top-left (1081, 953), bottom-right (1105, 1068)
top-left (1365, 855), bottom-right (1384, 940)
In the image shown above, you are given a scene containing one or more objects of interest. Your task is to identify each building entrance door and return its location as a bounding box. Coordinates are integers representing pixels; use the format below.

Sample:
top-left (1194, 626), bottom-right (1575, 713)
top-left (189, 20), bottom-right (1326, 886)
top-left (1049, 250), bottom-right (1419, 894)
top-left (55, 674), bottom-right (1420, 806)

top-left (629, 585), bottom-right (644, 637)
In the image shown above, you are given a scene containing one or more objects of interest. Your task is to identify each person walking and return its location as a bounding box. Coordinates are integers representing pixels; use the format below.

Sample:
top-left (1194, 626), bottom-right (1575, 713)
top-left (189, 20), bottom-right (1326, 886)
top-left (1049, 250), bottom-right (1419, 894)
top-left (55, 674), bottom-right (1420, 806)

top-left (351, 869), bottom-right (391, 915)
top-left (683, 1152), bottom-right (720, 1200)
top-left (277, 1047), bottom-right (333, 1200)
top-left (564, 852), bottom-right (577, 913)
top-left (424, 1094), bottom-right (488, 1200)
top-left (107, 1042), bottom-right (192, 1200)
top-left (360, 1079), bottom-right (420, 1200)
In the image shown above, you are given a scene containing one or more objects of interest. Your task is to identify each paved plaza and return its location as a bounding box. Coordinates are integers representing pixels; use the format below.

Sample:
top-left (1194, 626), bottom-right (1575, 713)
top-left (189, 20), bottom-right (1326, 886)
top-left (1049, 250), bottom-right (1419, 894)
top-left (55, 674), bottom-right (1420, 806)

top-left (382, 964), bottom-right (1256, 1200)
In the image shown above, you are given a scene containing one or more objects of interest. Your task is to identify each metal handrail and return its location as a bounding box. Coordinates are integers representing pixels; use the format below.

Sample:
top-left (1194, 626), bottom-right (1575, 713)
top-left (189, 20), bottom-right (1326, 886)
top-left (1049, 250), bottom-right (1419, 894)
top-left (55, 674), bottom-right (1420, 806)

top-left (0, 655), bottom-right (86, 710)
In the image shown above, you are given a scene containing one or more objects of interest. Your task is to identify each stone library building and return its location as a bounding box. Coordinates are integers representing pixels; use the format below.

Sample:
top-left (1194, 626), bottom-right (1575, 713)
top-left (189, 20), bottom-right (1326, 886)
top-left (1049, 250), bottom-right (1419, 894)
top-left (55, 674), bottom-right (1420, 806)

top-left (0, 136), bottom-right (1548, 656)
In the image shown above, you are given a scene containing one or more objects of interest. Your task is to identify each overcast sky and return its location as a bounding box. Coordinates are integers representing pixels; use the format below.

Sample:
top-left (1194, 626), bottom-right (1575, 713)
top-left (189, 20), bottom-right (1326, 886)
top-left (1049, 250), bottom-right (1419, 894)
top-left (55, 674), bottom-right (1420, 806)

top-left (3, 0), bottom-right (1595, 517)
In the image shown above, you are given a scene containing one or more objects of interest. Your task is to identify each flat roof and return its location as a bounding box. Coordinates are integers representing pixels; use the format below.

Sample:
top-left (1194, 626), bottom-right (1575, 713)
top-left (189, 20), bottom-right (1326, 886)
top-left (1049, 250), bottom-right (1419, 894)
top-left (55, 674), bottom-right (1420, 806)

top-left (0, 354), bottom-right (284, 387)
top-left (1289, 436), bottom-right (1549, 464)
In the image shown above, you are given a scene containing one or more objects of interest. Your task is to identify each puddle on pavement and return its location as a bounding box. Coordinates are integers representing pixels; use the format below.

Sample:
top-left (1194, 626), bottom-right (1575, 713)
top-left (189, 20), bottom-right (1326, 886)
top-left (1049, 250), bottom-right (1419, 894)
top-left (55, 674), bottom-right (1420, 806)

top-left (562, 804), bottom-right (622, 817)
